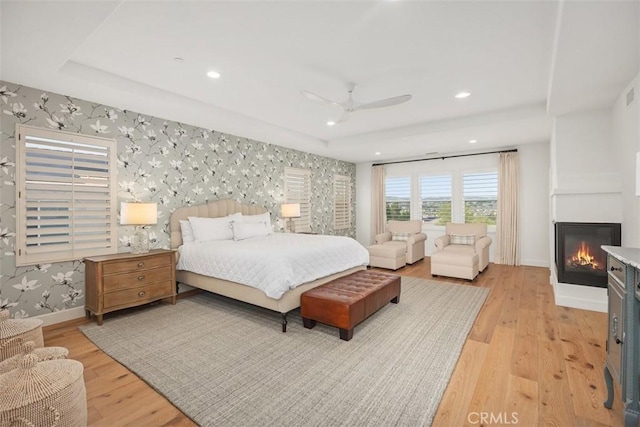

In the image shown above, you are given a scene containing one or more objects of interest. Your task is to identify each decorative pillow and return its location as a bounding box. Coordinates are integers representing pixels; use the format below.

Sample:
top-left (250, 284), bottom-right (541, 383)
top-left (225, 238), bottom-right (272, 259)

top-left (179, 220), bottom-right (195, 243)
top-left (239, 212), bottom-right (272, 234)
top-left (231, 221), bottom-right (270, 241)
top-left (392, 232), bottom-right (412, 241)
top-left (188, 213), bottom-right (241, 242)
top-left (449, 234), bottom-right (475, 246)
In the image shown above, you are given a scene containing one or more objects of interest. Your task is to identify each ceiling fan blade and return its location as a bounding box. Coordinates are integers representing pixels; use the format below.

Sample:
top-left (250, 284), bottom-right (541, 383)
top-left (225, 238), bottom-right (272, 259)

top-left (300, 90), bottom-right (343, 108)
top-left (353, 94), bottom-right (412, 111)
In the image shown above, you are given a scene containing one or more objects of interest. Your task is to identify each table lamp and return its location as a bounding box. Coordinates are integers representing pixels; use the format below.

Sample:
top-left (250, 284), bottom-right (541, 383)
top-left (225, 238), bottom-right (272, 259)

top-left (280, 203), bottom-right (301, 233)
top-left (120, 202), bottom-right (157, 254)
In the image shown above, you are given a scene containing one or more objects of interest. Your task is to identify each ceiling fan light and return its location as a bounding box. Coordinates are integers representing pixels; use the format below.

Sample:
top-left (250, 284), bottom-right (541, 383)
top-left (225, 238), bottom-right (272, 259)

top-left (455, 91), bottom-right (471, 99)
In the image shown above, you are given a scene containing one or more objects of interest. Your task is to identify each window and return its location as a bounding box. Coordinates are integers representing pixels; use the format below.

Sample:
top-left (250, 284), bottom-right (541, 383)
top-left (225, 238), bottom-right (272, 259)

top-left (333, 175), bottom-right (351, 230)
top-left (284, 167), bottom-right (311, 232)
top-left (15, 125), bottom-right (117, 266)
top-left (385, 176), bottom-right (411, 221)
top-left (420, 175), bottom-right (452, 225)
top-left (463, 172), bottom-right (498, 225)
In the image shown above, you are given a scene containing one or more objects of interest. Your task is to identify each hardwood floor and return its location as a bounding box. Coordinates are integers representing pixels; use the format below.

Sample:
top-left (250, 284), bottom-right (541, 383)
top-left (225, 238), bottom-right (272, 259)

top-left (43, 261), bottom-right (624, 426)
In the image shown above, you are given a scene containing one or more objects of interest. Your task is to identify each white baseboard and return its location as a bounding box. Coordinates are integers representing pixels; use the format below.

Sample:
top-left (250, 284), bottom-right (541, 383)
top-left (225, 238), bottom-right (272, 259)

top-left (36, 306), bottom-right (86, 327)
top-left (520, 259), bottom-right (549, 268)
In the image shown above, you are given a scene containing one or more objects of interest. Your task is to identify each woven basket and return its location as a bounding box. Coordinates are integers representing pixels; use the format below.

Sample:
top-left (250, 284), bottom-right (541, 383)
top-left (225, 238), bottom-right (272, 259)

top-left (0, 353), bottom-right (87, 427)
top-left (0, 310), bottom-right (44, 362)
top-left (0, 342), bottom-right (69, 375)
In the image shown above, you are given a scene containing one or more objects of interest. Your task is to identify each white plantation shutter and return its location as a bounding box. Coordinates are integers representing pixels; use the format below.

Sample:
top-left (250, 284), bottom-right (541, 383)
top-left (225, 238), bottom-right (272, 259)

top-left (385, 176), bottom-right (411, 221)
top-left (463, 171), bottom-right (498, 224)
top-left (333, 175), bottom-right (350, 230)
top-left (15, 125), bottom-right (117, 266)
top-left (419, 175), bottom-right (452, 225)
top-left (284, 167), bottom-right (311, 232)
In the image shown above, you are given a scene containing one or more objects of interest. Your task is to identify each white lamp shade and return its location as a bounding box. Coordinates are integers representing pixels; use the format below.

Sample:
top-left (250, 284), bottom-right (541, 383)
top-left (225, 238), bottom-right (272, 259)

top-left (120, 202), bottom-right (158, 225)
top-left (281, 203), bottom-right (301, 218)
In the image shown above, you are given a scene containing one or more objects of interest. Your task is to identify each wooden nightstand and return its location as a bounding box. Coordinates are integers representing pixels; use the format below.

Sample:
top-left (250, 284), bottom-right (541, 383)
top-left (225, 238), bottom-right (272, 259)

top-left (84, 249), bottom-right (177, 325)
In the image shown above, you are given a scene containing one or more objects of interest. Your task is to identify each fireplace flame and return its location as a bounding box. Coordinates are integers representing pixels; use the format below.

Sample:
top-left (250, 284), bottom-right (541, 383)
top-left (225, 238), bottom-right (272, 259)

top-left (566, 241), bottom-right (599, 270)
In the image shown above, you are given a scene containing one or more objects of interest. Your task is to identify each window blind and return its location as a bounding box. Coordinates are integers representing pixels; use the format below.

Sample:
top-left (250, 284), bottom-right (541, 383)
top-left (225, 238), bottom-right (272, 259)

top-left (385, 176), bottom-right (411, 221)
top-left (15, 125), bottom-right (117, 266)
top-left (463, 171), bottom-right (498, 224)
top-left (333, 175), bottom-right (350, 230)
top-left (284, 167), bottom-right (311, 232)
top-left (419, 175), bottom-right (452, 225)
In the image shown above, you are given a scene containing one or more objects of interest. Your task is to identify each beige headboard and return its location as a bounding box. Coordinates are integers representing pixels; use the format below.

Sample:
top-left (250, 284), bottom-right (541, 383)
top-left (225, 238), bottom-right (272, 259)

top-left (170, 199), bottom-right (267, 249)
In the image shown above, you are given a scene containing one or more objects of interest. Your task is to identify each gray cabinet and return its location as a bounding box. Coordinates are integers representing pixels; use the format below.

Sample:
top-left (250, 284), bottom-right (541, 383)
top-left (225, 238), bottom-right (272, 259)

top-left (602, 248), bottom-right (640, 427)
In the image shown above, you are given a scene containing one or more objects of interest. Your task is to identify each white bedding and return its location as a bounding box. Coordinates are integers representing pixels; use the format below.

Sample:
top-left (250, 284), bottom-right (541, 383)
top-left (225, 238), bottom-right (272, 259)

top-left (176, 233), bottom-right (370, 299)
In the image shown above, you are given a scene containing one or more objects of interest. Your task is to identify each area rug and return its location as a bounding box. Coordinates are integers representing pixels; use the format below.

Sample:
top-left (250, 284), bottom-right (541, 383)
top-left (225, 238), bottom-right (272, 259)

top-left (80, 277), bottom-right (488, 427)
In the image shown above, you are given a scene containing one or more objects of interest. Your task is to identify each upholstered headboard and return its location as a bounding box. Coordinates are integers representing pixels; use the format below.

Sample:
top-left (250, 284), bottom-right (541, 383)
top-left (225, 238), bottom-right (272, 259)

top-left (170, 199), bottom-right (267, 249)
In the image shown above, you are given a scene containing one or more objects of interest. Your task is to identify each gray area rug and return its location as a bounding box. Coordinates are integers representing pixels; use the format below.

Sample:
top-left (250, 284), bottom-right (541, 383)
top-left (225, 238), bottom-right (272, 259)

top-left (80, 277), bottom-right (488, 427)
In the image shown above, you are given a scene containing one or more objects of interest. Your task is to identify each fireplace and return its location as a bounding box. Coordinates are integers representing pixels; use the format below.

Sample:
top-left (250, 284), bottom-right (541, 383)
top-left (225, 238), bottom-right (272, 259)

top-left (555, 222), bottom-right (621, 288)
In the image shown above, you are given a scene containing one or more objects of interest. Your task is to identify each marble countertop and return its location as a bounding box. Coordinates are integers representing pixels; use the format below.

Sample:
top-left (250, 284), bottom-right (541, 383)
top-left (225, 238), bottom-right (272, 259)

top-left (602, 245), bottom-right (640, 270)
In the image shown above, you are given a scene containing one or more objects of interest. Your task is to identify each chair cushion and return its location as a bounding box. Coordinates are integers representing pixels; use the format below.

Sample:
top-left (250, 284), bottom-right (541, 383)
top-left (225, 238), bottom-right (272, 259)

top-left (392, 232), bottom-right (412, 241)
top-left (449, 234), bottom-right (475, 245)
top-left (443, 245), bottom-right (476, 254)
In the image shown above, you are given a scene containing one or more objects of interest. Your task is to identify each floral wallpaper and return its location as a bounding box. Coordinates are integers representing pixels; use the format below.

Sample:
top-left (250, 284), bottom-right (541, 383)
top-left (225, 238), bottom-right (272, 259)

top-left (0, 81), bottom-right (356, 319)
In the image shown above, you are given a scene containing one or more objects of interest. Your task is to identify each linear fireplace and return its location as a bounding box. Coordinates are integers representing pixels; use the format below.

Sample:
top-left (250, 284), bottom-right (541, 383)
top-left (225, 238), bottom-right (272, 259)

top-left (555, 222), bottom-right (621, 288)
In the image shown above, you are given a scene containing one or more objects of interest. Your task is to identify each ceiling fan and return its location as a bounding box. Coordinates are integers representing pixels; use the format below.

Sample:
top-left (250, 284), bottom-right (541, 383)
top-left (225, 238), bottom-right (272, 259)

top-left (301, 83), bottom-right (412, 124)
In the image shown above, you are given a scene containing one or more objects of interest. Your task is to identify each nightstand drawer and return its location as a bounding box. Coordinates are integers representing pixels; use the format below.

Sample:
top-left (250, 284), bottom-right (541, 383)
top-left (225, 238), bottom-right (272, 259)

top-left (103, 266), bottom-right (173, 291)
top-left (103, 281), bottom-right (173, 310)
top-left (103, 254), bottom-right (172, 275)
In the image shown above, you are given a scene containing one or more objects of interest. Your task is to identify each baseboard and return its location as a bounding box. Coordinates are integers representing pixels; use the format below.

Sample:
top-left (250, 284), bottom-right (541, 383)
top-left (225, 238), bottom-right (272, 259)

top-left (520, 259), bottom-right (549, 267)
top-left (35, 306), bottom-right (86, 327)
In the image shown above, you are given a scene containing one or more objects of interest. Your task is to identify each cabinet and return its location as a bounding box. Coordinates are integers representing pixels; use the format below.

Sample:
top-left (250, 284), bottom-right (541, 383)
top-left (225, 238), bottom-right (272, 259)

top-left (602, 247), bottom-right (640, 427)
top-left (84, 249), bottom-right (176, 325)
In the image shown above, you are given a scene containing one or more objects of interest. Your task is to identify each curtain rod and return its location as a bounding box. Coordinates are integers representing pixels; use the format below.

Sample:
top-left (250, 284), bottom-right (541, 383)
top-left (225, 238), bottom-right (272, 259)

top-left (372, 148), bottom-right (518, 166)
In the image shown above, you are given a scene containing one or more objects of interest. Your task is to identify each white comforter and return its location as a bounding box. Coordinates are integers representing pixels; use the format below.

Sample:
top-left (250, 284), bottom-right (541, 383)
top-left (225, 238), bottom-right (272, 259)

top-left (176, 233), bottom-right (370, 299)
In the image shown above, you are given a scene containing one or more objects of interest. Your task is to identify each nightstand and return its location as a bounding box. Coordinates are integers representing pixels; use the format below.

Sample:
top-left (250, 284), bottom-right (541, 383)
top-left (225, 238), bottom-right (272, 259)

top-left (84, 249), bottom-right (177, 325)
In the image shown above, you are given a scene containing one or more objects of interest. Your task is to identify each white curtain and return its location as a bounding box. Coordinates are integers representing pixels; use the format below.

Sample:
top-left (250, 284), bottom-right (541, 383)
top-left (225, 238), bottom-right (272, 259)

top-left (371, 165), bottom-right (386, 243)
top-left (497, 152), bottom-right (520, 266)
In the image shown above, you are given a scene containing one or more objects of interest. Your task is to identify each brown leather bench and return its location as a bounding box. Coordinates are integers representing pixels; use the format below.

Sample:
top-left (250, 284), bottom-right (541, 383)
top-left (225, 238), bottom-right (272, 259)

top-left (300, 270), bottom-right (401, 341)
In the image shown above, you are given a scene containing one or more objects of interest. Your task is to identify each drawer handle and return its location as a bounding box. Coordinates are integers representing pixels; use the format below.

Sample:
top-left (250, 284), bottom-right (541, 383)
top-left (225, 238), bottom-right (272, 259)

top-left (610, 266), bottom-right (623, 272)
top-left (138, 275), bottom-right (145, 281)
top-left (138, 291), bottom-right (145, 297)
top-left (138, 262), bottom-right (145, 268)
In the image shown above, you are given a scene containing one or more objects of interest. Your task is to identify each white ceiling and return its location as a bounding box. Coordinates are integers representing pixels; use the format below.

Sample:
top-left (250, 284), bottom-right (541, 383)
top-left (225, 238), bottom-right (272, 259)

top-left (1, 1), bottom-right (638, 163)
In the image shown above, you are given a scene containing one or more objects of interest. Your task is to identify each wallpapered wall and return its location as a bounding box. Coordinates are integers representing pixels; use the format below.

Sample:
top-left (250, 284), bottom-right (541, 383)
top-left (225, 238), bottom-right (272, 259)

top-left (0, 81), bottom-right (356, 319)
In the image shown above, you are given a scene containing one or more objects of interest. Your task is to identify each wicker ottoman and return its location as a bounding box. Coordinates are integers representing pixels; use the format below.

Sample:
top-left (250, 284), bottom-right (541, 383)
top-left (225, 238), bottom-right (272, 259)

top-left (0, 310), bottom-right (44, 362)
top-left (0, 353), bottom-right (87, 427)
top-left (301, 270), bottom-right (401, 341)
top-left (0, 341), bottom-right (69, 375)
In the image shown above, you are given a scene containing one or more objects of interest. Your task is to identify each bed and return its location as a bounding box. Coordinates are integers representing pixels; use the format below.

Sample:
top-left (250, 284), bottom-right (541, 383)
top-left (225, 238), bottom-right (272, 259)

top-left (169, 199), bottom-right (368, 331)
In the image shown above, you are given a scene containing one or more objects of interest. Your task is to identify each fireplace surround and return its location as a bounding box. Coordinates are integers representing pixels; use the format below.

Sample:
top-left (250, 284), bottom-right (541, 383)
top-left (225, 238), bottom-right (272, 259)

top-left (555, 222), bottom-right (621, 288)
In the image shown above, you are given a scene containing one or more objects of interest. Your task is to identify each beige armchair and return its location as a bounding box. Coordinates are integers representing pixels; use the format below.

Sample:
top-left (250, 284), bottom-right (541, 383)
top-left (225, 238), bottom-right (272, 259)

top-left (375, 220), bottom-right (427, 264)
top-left (431, 222), bottom-right (492, 280)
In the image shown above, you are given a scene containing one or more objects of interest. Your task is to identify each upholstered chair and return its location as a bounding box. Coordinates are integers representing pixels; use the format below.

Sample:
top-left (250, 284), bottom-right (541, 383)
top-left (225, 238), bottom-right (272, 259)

top-left (375, 220), bottom-right (427, 264)
top-left (433, 222), bottom-right (492, 276)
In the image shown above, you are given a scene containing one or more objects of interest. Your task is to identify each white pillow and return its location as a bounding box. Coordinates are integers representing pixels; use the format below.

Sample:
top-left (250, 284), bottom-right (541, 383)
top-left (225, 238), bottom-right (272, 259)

top-left (231, 221), bottom-right (270, 241)
top-left (188, 213), bottom-right (241, 242)
top-left (179, 220), bottom-right (195, 243)
top-left (239, 212), bottom-right (272, 234)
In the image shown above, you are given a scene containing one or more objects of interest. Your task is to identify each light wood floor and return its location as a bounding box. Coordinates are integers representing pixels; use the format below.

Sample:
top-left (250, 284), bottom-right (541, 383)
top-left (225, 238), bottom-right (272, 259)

top-left (43, 260), bottom-right (625, 426)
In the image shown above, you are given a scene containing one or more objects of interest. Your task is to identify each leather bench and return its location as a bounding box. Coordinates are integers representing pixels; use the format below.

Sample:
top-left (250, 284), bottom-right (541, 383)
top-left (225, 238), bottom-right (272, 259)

top-left (300, 270), bottom-right (401, 341)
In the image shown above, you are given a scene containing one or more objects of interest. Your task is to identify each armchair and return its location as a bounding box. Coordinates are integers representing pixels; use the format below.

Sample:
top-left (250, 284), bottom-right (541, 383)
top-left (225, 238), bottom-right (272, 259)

top-left (431, 222), bottom-right (492, 280)
top-left (375, 220), bottom-right (427, 264)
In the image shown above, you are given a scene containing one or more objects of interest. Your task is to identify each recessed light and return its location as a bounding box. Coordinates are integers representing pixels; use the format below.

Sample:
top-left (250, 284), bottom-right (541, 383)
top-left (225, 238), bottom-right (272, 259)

top-left (469, 139), bottom-right (478, 144)
top-left (455, 91), bottom-right (471, 99)
top-left (326, 121), bottom-right (336, 126)
top-left (206, 70), bottom-right (221, 79)
top-left (375, 152), bottom-right (381, 156)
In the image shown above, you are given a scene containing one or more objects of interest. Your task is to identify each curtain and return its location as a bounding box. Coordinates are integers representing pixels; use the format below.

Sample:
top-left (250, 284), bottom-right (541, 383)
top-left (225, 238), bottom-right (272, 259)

top-left (497, 152), bottom-right (520, 266)
top-left (371, 165), bottom-right (386, 243)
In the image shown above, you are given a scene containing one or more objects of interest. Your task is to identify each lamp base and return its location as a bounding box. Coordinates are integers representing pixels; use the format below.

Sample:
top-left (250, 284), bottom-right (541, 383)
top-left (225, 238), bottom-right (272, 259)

top-left (131, 227), bottom-right (150, 254)
top-left (286, 218), bottom-right (296, 233)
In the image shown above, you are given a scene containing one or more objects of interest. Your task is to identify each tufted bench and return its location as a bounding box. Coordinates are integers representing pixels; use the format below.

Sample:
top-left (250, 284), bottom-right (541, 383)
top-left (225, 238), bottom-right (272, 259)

top-left (300, 270), bottom-right (401, 341)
